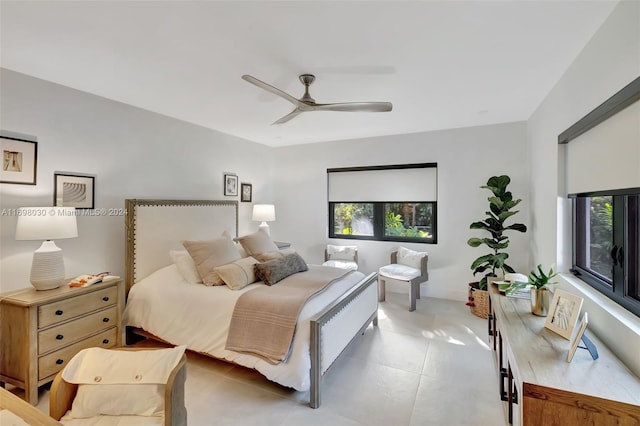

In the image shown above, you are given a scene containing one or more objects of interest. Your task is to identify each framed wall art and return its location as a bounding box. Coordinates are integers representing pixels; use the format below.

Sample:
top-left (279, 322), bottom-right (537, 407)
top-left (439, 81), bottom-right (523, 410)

top-left (1, 136), bottom-right (38, 185)
top-left (241, 183), bottom-right (252, 202)
top-left (224, 173), bottom-right (238, 196)
top-left (54, 173), bottom-right (95, 209)
top-left (544, 289), bottom-right (583, 340)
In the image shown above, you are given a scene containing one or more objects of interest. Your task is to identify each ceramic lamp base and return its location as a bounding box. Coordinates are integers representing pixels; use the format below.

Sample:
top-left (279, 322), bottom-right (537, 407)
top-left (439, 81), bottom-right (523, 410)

top-left (258, 222), bottom-right (270, 236)
top-left (30, 240), bottom-right (65, 290)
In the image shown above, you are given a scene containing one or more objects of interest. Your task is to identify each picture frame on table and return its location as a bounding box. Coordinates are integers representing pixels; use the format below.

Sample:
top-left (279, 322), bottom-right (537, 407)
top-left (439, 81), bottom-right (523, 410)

top-left (544, 289), bottom-right (583, 340)
top-left (567, 312), bottom-right (589, 362)
top-left (0, 137), bottom-right (38, 185)
top-left (54, 173), bottom-right (95, 209)
top-left (241, 183), bottom-right (252, 202)
top-left (224, 173), bottom-right (238, 196)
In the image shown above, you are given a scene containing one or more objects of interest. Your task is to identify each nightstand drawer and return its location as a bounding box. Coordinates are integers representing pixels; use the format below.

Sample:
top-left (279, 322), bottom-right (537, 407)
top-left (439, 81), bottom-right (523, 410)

top-left (38, 328), bottom-right (117, 380)
top-left (38, 306), bottom-right (118, 355)
top-left (38, 287), bottom-right (117, 328)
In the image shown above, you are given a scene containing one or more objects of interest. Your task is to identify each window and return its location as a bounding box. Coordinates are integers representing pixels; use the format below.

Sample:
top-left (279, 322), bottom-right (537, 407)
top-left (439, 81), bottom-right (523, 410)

top-left (572, 191), bottom-right (640, 316)
top-left (561, 77), bottom-right (640, 317)
top-left (327, 164), bottom-right (437, 244)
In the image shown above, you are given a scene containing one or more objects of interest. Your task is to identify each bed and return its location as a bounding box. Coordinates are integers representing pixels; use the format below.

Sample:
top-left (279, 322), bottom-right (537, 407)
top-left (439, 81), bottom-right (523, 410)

top-left (123, 199), bottom-right (378, 408)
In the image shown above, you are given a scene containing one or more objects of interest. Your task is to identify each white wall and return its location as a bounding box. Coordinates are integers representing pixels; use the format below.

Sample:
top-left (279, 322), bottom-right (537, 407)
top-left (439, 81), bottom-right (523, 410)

top-left (527, 1), bottom-right (640, 375)
top-left (272, 122), bottom-right (530, 302)
top-left (0, 69), bottom-right (275, 293)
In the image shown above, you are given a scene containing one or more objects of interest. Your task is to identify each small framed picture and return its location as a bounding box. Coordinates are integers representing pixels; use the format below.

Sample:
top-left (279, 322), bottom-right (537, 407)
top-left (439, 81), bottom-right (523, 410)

top-left (54, 173), bottom-right (95, 209)
top-left (224, 173), bottom-right (238, 196)
top-left (1, 137), bottom-right (38, 185)
top-left (545, 289), bottom-right (583, 340)
top-left (241, 183), bottom-right (252, 202)
top-left (567, 312), bottom-right (589, 362)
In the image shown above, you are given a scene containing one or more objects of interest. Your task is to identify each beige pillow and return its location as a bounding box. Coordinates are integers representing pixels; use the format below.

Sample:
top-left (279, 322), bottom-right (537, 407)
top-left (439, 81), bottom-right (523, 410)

top-left (254, 248), bottom-right (296, 262)
top-left (183, 237), bottom-right (241, 286)
top-left (236, 230), bottom-right (279, 256)
top-left (215, 256), bottom-right (259, 290)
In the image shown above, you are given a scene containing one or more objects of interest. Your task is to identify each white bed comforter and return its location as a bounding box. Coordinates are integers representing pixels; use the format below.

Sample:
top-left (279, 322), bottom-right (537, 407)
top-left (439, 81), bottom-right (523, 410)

top-left (123, 264), bottom-right (365, 391)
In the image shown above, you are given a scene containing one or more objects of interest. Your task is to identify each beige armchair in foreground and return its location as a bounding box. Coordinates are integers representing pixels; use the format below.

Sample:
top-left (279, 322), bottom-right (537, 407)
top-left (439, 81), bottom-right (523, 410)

top-left (50, 346), bottom-right (187, 426)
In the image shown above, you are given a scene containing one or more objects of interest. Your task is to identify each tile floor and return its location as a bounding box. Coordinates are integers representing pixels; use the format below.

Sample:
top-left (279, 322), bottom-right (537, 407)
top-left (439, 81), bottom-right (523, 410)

top-left (28, 292), bottom-right (506, 425)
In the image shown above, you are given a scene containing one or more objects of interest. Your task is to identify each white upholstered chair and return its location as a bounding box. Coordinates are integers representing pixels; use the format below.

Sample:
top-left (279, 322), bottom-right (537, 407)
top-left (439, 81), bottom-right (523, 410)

top-left (50, 346), bottom-right (187, 426)
top-left (322, 244), bottom-right (358, 271)
top-left (378, 247), bottom-right (428, 311)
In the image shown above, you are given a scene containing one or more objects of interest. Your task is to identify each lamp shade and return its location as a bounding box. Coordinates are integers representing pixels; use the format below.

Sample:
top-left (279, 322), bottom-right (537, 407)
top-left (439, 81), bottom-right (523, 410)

top-left (15, 207), bottom-right (78, 240)
top-left (252, 204), bottom-right (276, 222)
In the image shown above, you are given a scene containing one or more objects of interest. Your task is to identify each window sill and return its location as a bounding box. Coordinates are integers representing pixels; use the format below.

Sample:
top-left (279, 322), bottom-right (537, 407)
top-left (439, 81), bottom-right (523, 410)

top-left (558, 273), bottom-right (640, 336)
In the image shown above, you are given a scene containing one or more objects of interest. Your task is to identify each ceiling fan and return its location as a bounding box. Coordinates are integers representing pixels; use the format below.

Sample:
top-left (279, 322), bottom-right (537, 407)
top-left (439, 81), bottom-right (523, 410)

top-left (242, 74), bottom-right (393, 125)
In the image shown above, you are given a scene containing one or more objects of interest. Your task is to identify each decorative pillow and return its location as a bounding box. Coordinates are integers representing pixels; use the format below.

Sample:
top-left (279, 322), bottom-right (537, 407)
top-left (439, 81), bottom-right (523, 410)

top-left (62, 346), bottom-right (186, 418)
top-left (215, 256), bottom-right (259, 290)
top-left (183, 237), bottom-right (241, 286)
top-left (236, 230), bottom-right (279, 256)
top-left (254, 252), bottom-right (308, 286)
top-left (327, 244), bottom-right (357, 261)
top-left (397, 246), bottom-right (428, 269)
top-left (254, 248), bottom-right (296, 262)
top-left (169, 250), bottom-right (202, 284)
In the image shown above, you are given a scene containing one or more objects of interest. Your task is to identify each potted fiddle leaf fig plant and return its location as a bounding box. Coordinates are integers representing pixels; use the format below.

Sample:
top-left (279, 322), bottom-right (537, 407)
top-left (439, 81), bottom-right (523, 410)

top-left (507, 264), bottom-right (558, 316)
top-left (466, 175), bottom-right (527, 318)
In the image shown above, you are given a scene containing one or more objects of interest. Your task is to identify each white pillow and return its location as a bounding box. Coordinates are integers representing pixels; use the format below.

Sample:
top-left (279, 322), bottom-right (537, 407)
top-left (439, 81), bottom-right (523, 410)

top-left (327, 245), bottom-right (357, 261)
top-left (62, 346), bottom-right (186, 418)
top-left (397, 247), bottom-right (427, 269)
top-left (169, 250), bottom-right (202, 284)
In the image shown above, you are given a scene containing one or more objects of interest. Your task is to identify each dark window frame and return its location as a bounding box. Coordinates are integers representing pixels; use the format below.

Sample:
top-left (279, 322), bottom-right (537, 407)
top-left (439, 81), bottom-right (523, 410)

top-left (571, 190), bottom-right (640, 317)
top-left (328, 201), bottom-right (438, 244)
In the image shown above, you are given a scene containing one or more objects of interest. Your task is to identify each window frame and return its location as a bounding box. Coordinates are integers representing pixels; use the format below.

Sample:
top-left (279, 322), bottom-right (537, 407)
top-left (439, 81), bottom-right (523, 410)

top-left (328, 201), bottom-right (438, 244)
top-left (571, 189), bottom-right (640, 317)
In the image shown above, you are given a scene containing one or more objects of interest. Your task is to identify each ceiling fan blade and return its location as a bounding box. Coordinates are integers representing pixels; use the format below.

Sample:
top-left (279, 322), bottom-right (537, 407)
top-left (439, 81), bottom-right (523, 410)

top-left (242, 75), bottom-right (305, 108)
top-left (272, 109), bottom-right (303, 125)
top-left (312, 102), bottom-right (393, 112)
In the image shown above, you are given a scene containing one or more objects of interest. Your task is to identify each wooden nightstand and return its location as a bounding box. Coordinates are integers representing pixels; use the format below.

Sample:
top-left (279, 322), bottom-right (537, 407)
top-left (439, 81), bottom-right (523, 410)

top-left (0, 279), bottom-right (124, 405)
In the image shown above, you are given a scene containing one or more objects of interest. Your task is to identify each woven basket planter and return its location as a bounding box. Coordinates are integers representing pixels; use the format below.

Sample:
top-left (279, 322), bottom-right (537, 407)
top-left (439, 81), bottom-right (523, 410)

top-left (466, 282), bottom-right (490, 319)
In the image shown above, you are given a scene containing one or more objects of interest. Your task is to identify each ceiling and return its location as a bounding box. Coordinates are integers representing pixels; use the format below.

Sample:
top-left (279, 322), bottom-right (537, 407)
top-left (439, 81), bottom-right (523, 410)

top-left (0, 1), bottom-right (618, 147)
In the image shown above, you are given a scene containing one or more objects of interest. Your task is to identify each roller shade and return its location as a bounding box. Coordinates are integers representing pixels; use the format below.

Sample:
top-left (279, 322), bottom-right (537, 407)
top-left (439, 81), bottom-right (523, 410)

top-left (566, 100), bottom-right (640, 195)
top-left (328, 164), bottom-right (437, 202)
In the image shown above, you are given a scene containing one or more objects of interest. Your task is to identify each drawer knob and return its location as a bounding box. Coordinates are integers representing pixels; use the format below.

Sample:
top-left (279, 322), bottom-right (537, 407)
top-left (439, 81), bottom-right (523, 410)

top-left (102, 318), bottom-right (110, 323)
top-left (55, 310), bottom-right (64, 316)
top-left (102, 339), bottom-right (110, 344)
top-left (56, 334), bottom-right (64, 340)
top-left (102, 296), bottom-right (110, 302)
top-left (56, 359), bottom-right (64, 365)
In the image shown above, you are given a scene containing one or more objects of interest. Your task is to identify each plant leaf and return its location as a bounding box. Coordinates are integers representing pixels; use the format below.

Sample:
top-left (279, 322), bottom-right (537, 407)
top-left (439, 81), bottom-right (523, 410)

top-left (471, 254), bottom-right (494, 270)
top-left (467, 237), bottom-right (484, 247)
top-left (505, 223), bottom-right (527, 232)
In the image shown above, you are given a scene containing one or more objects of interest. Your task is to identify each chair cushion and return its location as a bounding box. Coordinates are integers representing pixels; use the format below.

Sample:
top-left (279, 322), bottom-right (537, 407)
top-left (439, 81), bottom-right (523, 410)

top-left (322, 260), bottom-right (358, 271)
top-left (379, 263), bottom-right (421, 281)
top-left (62, 346), bottom-right (186, 419)
top-left (397, 247), bottom-right (427, 269)
top-left (326, 245), bottom-right (357, 261)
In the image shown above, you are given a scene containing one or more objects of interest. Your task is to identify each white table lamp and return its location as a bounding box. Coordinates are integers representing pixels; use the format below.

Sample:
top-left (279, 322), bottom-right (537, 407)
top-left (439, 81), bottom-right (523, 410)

top-left (15, 207), bottom-right (78, 290)
top-left (252, 204), bottom-right (275, 235)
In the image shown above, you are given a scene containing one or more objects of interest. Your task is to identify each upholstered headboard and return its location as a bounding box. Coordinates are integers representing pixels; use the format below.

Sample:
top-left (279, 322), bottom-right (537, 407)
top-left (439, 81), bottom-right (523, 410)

top-left (125, 199), bottom-right (238, 291)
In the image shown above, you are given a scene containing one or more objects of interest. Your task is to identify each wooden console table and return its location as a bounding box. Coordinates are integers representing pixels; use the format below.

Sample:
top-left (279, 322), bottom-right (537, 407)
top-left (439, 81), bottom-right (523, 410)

top-left (488, 284), bottom-right (640, 425)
